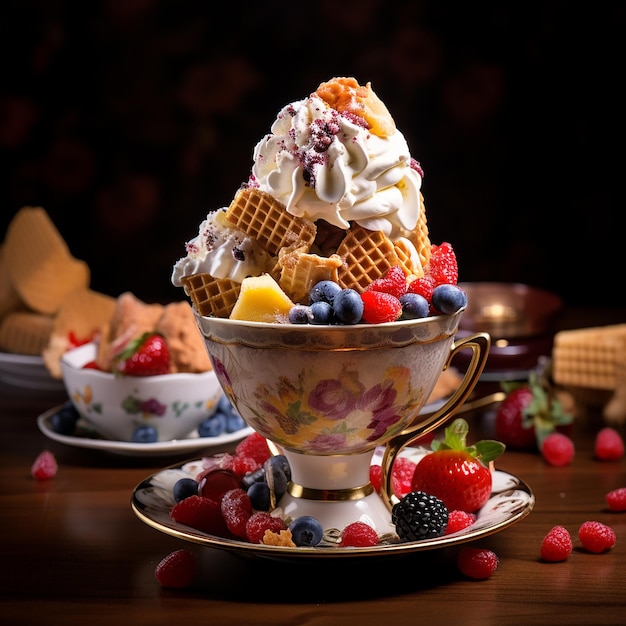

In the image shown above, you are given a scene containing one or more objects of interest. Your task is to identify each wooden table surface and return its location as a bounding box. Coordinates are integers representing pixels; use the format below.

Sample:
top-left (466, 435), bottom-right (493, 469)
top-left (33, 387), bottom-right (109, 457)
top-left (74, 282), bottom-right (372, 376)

top-left (1, 307), bottom-right (625, 626)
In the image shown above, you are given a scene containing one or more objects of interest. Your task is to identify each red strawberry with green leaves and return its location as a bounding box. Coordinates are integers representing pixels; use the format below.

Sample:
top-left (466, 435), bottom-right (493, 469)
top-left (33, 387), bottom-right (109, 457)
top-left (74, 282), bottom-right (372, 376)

top-left (112, 332), bottom-right (171, 376)
top-left (494, 370), bottom-right (573, 450)
top-left (411, 418), bottom-right (505, 513)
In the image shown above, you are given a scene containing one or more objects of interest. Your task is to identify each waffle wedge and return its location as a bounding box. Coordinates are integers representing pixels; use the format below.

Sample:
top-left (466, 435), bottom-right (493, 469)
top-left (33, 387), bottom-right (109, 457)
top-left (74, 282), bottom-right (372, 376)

top-left (225, 188), bottom-right (317, 256)
top-left (181, 273), bottom-right (241, 318)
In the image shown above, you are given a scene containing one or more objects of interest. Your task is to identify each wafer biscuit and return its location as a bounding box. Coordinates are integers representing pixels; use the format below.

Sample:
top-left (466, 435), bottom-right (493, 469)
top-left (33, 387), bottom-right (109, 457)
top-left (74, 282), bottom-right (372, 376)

top-left (552, 324), bottom-right (626, 389)
top-left (225, 188), bottom-right (317, 256)
top-left (404, 193), bottom-right (431, 270)
top-left (277, 248), bottom-right (342, 304)
top-left (336, 224), bottom-right (401, 292)
top-left (181, 273), bottom-right (241, 318)
top-left (3, 207), bottom-right (90, 315)
top-left (0, 311), bottom-right (54, 355)
top-left (0, 245), bottom-right (22, 318)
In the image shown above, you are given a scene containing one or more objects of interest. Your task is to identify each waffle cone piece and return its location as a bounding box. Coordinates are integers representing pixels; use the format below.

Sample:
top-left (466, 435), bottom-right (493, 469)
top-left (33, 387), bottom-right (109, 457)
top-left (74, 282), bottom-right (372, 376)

top-left (3, 207), bottom-right (90, 315)
top-left (336, 224), bottom-right (403, 292)
top-left (225, 188), bottom-right (316, 256)
top-left (181, 273), bottom-right (241, 318)
top-left (276, 247), bottom-right (342, 304)
top-left (403, 193), bottom-right (431, 271)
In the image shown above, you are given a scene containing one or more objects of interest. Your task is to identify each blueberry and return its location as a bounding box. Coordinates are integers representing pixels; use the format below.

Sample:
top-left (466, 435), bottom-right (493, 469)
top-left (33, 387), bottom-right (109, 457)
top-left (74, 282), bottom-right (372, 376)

top-left (310, 280), bottom-right (342, 305)
top-left (399, 292), bottom-right (430, 319)
top-left (263, 459), bottom-right (289, 500)
top-left (198, 413), bottom-right (227, 437)
top-left (289, 515), bottom-right (324, 547)
top-left (173, 477), bottom-right (199, 502)
top-left (265, 454), bottom-right (291, 482)
top-left (225, 412), bottom-right (246, 433)
top-left (247, 481), bottom-right (271, 510)
top-left (309, 300), bottom-right (334, 324)
top-left (288, 304), bottom-right (312, 324)
top-left (241, 467), bottom-right (265, 489)
top-left (49, 401), bottom-right (80, 435)
top-left (333, 288), bottom-right (364, 324)
top-left (132, 425), bottom-right (158, 443)
top-left (431, 284), bottom-right (468, 315)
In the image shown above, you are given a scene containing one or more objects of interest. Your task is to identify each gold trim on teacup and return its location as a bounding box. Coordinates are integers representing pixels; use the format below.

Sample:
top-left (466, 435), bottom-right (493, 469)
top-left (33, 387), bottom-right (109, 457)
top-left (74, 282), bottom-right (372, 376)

top-left (287, 481), bottom-right (374, 501)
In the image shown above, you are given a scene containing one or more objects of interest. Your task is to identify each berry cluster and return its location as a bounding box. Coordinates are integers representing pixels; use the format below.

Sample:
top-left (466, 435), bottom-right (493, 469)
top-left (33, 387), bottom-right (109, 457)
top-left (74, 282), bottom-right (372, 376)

top-left (288, 242), bottom-right (466, 325)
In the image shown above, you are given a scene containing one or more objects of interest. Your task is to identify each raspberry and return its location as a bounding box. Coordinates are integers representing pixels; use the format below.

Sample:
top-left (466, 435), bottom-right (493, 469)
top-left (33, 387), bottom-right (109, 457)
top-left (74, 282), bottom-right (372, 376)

top-left (365, 265), bottom-right (407, 298)
top-left (427, 242), bottom-right (458, 286)
top-left (235, 432), bottom-right (272, 465)
top-left (540, 525), bottom-right (572, 562)
top-left (606, 487), bottom-right (626, 512)
top-left (541, 432), bottom-right (575, 466)
top-left (220, 488), bottom-right (253, 539)
top-left (444, 510), bottom-right (477, 535)
top-left (154, 549), bottom-right (196, 589)
top-left (594, 427), bottom-right (625, 461)
top-left (231, 455), bottom-right (261, 478)
top-left (245, 511), bottom-right (287, 544)
top-left (360, 290), bottom-right (402, 324)
top-left (457, 547), bottom-right (499, 579)
top-left (369, 456), bottom-right (417, 497)
top-left (407, 276), bottom-right (435, 302)
top-left (340, 521), bottom-right (379, 547)
top-left (170, 494), bottom-right (230, 536)
top-left (31, 450), bottom-right (58, 480)
top-left (578, 521), bottom-right (616, 553)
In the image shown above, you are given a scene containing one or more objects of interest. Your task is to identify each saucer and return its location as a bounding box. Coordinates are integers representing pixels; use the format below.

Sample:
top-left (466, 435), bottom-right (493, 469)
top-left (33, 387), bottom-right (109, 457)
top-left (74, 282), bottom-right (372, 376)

top-left (37, 406), bottom-right (254, 457)
top-left (131, 447), bottom-right (534, 560)
top-left (0, 352), bottom-right (65, 391)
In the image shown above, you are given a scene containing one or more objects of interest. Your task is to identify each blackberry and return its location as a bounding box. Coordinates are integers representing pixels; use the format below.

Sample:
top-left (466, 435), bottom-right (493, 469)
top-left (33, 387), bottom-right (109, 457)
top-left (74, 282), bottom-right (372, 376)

top-left (391, 491), bottom-right (449, 541)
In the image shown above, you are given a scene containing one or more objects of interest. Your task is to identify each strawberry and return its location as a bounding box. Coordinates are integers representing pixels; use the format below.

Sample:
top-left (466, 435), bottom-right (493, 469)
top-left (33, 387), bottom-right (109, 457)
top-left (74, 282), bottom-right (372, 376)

top-left (411, 418), bottom-right (504, 513)
top-left (112, 332), bottom-right (170, 376)
top-left (494, 370), bottom-right (573, 450)
top-left (426, 242), bottom-right (458, 286)
top-left (365, 265), bottom-right (407, 298)
top-left (360, 290), bottom-right (402, 323)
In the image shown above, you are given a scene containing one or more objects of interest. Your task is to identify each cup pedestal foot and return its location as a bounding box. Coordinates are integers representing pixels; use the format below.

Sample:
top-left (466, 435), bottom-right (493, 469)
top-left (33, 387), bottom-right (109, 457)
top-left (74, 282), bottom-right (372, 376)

top-left (277, 450), bottom-right (395, 534)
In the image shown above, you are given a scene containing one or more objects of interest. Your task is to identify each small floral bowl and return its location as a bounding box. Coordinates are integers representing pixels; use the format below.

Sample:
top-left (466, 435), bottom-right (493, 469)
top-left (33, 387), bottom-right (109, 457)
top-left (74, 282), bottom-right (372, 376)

top-left (60, 342), bottom-right (223, 442)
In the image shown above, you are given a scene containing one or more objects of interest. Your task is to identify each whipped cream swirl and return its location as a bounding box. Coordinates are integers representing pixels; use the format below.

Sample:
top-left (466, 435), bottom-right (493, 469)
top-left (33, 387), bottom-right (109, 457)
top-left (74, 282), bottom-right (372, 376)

top-left (250, 95), bottom-right (423, 239)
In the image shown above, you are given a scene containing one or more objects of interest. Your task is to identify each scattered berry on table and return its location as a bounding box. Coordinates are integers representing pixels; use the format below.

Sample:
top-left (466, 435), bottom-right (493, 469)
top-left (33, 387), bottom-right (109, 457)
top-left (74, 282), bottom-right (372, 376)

top-left (540, 525), bottom-right (572, 562)
top-left (606, 487), bottom-right (626, 512)
top-left (594, 427), bottom-right (625, 461)
top-left (289, 515), bottom-right (324, 547)
top-left (391, 491), bottom-right (449, 541)
top-left (340, 521), bottom-right (379, 547)
top-left (444, 510), bottom-right (477, 535)
top-left (154, 549), bottom-right (196, 589)
top-left (457, 547), bottom-right (499, 580)
top-left (578, 521), bottom-right (616, 553)
top-left (411, 418), bottom-right (504, 513)
top-left (31, 450), bottom-right (58, 480)
top-left (541, 432), bottom-right (575, 466)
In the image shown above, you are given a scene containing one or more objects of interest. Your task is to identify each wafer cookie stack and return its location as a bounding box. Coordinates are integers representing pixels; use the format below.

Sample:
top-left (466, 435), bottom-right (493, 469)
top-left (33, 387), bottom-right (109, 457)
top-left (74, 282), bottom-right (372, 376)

top-left (552, 324), bottom-right (626, 424)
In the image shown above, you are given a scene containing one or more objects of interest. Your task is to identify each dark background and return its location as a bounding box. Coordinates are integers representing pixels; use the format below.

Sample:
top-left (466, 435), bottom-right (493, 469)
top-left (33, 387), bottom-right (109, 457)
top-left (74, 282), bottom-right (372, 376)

top-left (1, 1), bottom-right (624, 307)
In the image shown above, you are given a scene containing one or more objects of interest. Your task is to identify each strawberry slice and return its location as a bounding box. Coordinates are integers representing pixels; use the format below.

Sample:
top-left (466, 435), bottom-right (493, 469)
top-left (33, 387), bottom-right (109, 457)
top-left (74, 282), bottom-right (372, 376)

top-left (112, 332), bottom-right (170, 376)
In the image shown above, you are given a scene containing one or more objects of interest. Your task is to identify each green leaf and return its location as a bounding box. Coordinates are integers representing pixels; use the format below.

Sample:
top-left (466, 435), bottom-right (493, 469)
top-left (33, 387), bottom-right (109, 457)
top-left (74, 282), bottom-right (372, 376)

top-left (475, 439), bottom-right (506, 464)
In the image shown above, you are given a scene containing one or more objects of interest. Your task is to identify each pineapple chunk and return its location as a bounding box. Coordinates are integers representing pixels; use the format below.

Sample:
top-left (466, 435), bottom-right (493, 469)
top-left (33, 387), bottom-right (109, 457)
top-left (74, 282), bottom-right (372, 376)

top-left (229, 274), bottom-right (295, 323)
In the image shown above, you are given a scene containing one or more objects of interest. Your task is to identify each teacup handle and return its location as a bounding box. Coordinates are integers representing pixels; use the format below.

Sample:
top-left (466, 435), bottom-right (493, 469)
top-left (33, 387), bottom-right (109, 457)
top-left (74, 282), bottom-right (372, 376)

top-left (379, 331), bottom-right (491, 512)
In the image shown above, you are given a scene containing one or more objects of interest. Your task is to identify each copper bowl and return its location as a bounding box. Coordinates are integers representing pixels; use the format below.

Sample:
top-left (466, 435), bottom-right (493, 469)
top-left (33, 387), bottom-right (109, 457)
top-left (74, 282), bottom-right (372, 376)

top-left (456, 282), bottom-right (563, 379)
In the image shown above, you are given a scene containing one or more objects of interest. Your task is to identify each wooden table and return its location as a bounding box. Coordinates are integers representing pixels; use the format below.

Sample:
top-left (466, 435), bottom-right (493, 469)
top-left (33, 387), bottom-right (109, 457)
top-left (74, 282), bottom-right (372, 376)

top-left (1, 308), bottom-right (625, 626)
